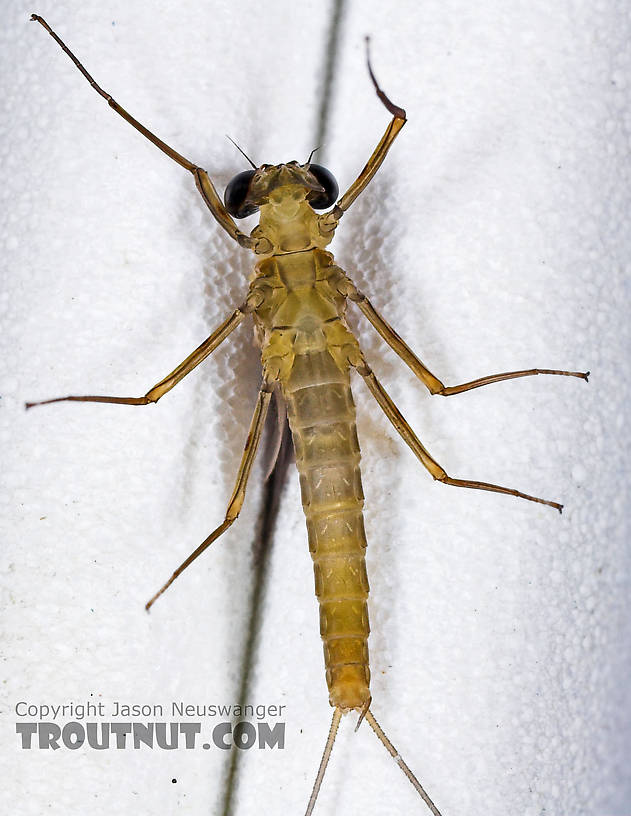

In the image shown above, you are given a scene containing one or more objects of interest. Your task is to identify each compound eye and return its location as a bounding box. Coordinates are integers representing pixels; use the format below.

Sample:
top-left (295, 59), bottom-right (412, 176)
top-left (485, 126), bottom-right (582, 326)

top-left (307, 164), bottom-right (339, 210)
top-left (224, 170), bottom-right (258, 218)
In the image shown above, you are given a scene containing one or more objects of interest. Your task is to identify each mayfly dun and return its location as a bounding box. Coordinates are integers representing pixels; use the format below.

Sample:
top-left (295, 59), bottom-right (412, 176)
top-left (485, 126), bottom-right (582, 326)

top-left (27, 14), bottom-right (588, 815)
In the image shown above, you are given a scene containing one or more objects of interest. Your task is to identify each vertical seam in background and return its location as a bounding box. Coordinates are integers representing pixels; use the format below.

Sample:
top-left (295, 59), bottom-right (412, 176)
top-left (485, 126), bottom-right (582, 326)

top-left (218, 2), bottom-right (347, 814)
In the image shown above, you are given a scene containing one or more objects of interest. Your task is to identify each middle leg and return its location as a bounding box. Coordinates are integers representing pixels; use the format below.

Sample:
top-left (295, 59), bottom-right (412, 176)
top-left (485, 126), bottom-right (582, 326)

top-left (338, 275), bottom-right (589, 396)
top-left (354, 360), bottom-right (563, 512)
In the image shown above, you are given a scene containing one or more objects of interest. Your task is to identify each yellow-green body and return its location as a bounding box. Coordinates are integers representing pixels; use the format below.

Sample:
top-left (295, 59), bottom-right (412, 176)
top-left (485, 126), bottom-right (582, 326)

top-left (34, 19), bottom-right (583, 811)
top-left (249, 184), bottom-right (370, 711)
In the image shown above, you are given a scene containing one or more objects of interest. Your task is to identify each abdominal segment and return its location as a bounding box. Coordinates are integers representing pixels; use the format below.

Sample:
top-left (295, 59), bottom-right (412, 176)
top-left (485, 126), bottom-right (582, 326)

top-left (284, 348), bottom-right (371, 711)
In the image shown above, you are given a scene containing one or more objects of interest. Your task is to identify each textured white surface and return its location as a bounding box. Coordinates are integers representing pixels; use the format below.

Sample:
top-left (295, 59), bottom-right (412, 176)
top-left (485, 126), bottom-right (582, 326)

top-left (2, 1), bottom-right (630, 815)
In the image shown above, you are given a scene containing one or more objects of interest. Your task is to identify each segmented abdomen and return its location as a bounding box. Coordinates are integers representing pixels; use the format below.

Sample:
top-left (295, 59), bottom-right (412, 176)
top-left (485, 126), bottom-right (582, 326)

top-left (284, 347), bottom-right (371, 711)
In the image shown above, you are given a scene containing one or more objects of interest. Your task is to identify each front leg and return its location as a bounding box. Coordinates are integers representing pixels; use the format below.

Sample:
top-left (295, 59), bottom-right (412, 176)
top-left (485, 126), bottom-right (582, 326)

top-left (319, 38), bottom-right (406, 234)
top-left (31, 15), bottom-right (253, 249)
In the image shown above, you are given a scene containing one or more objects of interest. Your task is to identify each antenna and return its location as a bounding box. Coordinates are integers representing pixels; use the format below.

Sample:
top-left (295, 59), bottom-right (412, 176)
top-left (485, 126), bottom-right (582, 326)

top-left (225, 134), bottom-right (257, 169)
top-left (305, 145), bottom-right (322, 164)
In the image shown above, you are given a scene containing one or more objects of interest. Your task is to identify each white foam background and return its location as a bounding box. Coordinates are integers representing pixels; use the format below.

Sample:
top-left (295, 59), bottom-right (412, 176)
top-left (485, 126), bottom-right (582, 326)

top-left (2, 1), bottom-right (629, 815)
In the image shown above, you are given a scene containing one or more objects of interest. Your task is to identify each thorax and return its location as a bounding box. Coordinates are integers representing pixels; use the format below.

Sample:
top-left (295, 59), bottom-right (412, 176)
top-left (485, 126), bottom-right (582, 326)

top-left (252, 248), bottom-right (345, 332)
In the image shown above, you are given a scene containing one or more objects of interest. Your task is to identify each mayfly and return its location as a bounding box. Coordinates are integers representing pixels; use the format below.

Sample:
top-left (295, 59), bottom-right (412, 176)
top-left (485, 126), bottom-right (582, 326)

top-left (28, 15), bottom-right (588, 816)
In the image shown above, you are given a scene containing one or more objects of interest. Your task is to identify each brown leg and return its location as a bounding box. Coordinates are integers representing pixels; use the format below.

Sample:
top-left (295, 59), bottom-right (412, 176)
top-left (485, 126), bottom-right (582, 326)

top-left (30, 15), bottom-right (253, 248)
top-left (355, 361), bottom-right (563, 512)
top-left (145, 384), bottom-right (273, 610)
top-left (25, 308), bottom-right (245, 410)
top-left (340, 277), bottom-right (589, 396)
top-left (320, 38), bottom-right (406, 232)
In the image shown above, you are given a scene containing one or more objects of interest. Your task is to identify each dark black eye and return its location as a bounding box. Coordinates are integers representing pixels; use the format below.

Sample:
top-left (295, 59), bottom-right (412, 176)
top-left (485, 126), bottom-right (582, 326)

top-left (307, 164), bottom-right (338, 209)
top-left (224, 170), bottom-right (258, 218)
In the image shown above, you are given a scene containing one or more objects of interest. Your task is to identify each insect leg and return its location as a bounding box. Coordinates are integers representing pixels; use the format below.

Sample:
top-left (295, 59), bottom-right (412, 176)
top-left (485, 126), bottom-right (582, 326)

top-left (320, 38), bottom-right (406, 231)
top-left (25, 308), bottom-right (246, 410)
top-left (30, 15), bottom-right (253, 248)
top-left (146, 384), bottom-right (273, 610)
top-left (339, 276), bottom-right (589, 395)
top-left (354, 359), bottom-right (564, 512)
